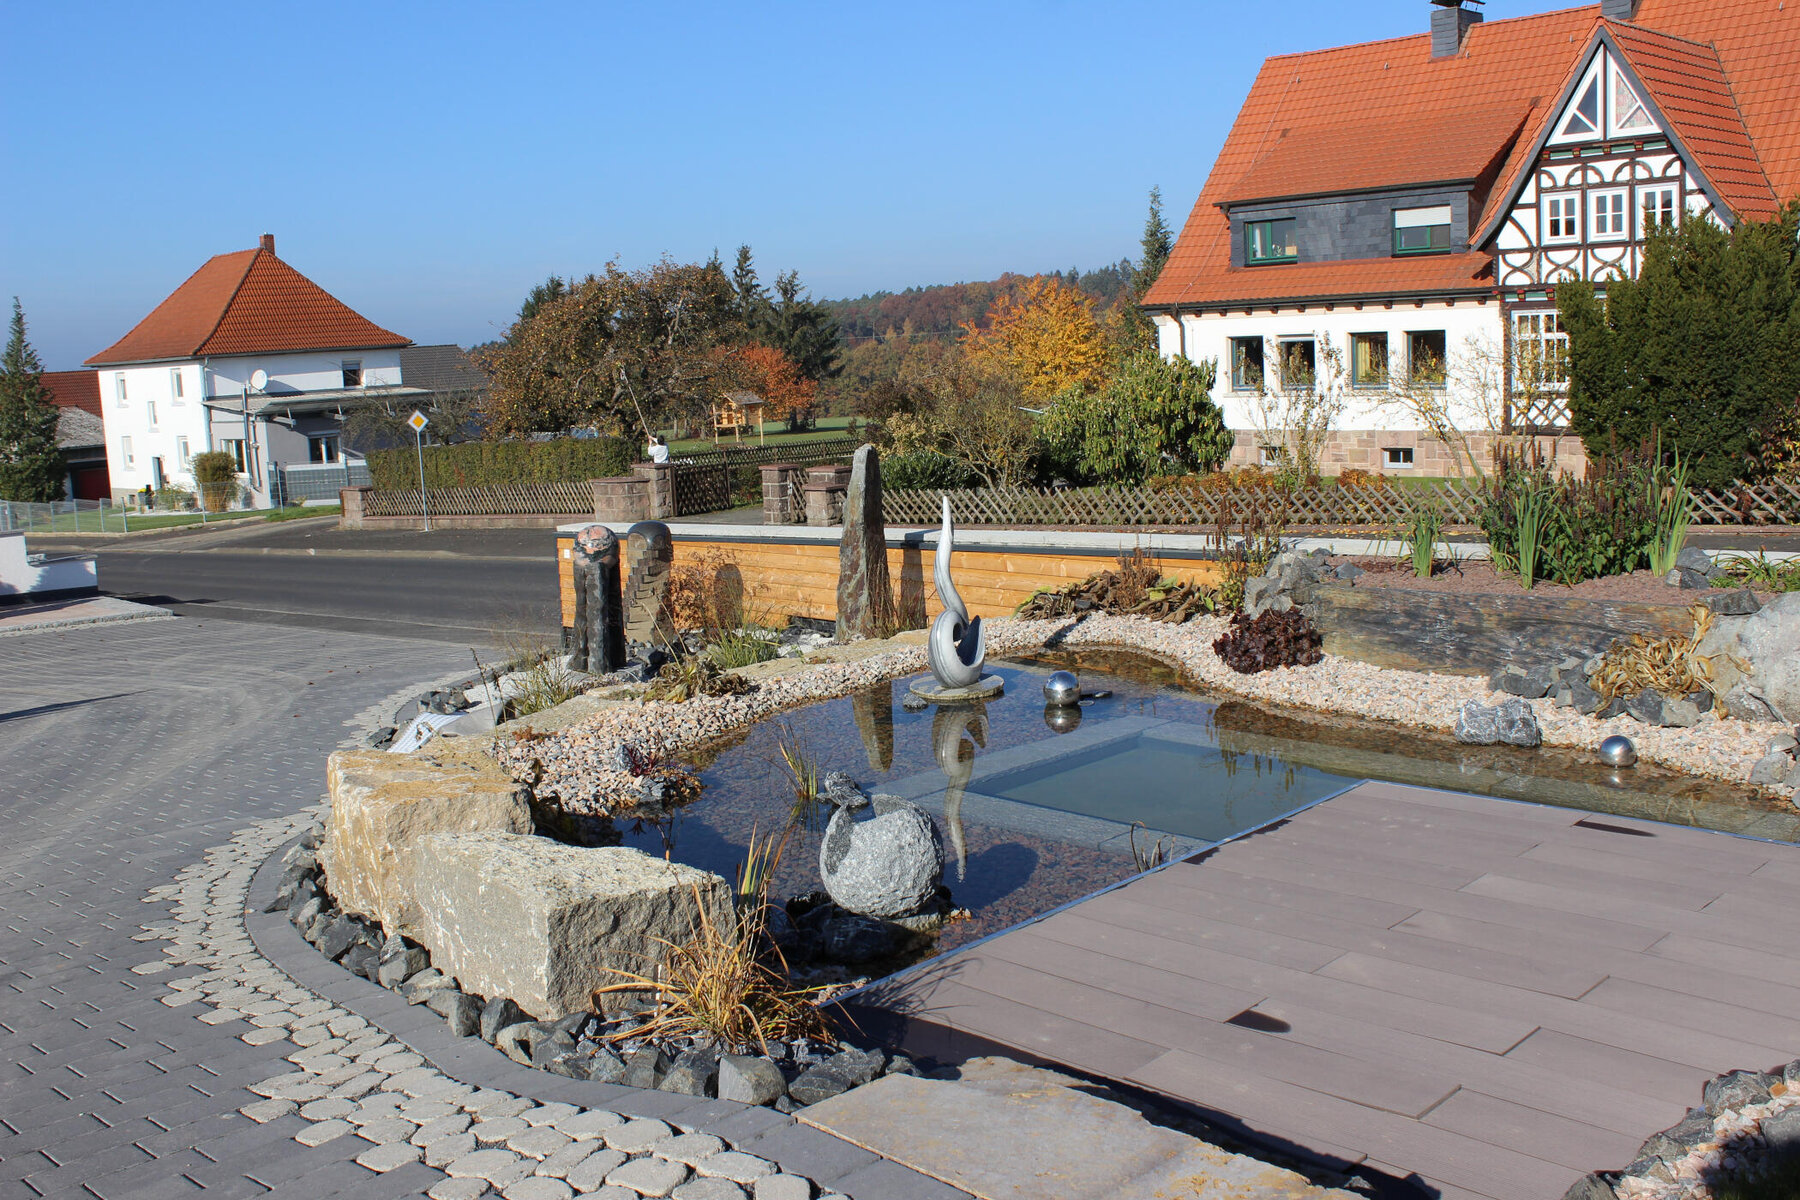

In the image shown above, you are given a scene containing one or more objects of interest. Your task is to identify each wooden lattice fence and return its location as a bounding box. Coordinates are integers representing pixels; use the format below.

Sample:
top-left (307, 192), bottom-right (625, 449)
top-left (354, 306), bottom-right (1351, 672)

top-left (670, 463), bottom-right (732, 516)
top-left (882, 478), bottom-right (1800, 528)
top-left (363, 481), bottom-right (593, 518)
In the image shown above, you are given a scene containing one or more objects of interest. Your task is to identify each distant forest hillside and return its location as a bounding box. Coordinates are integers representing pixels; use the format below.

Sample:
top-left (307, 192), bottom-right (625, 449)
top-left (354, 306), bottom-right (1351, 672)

top-left (819, 261), bottom-right (1133, 343)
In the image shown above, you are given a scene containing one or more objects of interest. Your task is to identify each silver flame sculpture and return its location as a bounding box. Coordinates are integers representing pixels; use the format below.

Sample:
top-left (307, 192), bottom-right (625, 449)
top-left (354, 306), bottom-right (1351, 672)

top-left (927, 495), bottom-right (987, 689)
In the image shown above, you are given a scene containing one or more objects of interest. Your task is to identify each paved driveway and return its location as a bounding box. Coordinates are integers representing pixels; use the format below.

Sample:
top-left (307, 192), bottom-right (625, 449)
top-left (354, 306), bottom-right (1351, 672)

top-left (0, 618), bottom-right (470, 1198)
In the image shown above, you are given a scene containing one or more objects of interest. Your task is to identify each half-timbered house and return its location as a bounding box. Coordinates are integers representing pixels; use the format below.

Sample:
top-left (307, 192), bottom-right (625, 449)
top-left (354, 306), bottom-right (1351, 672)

top-left (1142, 0), bottom-right (1798, 476)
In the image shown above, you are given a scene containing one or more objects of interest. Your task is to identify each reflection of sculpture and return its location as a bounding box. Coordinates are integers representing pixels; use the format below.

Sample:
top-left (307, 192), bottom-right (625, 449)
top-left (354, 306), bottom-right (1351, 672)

top-left (570, 525), bottom-right (625, 673)
top-left (920, 495), bottom-right (999, 698)
top-left (932, 702), bottom-right (986, 879)
top-left (818, 773), bottom-right (943, 919)
top-left (622, 521), bottom-right (677, 651)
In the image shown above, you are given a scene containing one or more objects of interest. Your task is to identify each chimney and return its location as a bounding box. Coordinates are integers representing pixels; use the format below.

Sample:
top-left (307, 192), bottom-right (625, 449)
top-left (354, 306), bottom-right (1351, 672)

top-left (259, 233), bottom-right (275, 254)
top-left (1430, 0), bottom-right (1483, 58)
top-left (1600, 0), bottom-right (1641, 19)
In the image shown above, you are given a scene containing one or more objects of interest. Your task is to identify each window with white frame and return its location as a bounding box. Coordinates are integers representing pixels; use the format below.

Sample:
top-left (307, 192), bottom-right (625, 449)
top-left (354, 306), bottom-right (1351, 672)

top-left (1543, 194), bottom-right (1581, 243)
top-left (1513, 312), bottom-right (1569, 389)
top-left (176, 436), bottom-right (191, 466)
top-left (308, 435), bottom-right (340, 464)
top-left (1230, 337), bottom-right (1265, 392)
top-left (1259, 445), bottom-right (1282, 467)
top-left (1591, 189), bottom-right (1628, 240)
top-left (1639, 184), bottom-right (1678, 236)
top-left (121, 435), bottom-right (135, 466)
top-left (1558, 72), bottom-right (1602, 140)
top-left (114, 373), bottom-right (127, 402)
top-left (1383, 447), bottom-right (1416, 469)
top-left (146, 400), bottom-right (158, 429)
top-left (170, 368), bottom-right (184, 400)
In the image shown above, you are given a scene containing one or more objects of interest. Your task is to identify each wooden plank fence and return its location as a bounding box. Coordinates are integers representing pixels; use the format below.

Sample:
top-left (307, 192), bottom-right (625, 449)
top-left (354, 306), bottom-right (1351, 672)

top-left (883, 478), bottom-right (1800, 528)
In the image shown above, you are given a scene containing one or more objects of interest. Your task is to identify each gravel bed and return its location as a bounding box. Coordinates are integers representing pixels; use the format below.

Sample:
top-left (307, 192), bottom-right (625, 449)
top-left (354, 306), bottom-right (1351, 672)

top-left (496, 614), bottom-right (1789, 814)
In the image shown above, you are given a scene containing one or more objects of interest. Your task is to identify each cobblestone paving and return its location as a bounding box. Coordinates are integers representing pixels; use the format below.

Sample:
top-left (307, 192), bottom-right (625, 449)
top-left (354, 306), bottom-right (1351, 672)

top-left (0, 621), bottom-right (893, 1200)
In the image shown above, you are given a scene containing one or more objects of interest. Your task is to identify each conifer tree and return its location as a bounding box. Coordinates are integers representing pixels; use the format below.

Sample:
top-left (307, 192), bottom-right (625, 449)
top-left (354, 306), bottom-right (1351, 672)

top-left (0, 298), bottom-right (66, 502)
top-left (1120, 187), bottom-right (1176, 352)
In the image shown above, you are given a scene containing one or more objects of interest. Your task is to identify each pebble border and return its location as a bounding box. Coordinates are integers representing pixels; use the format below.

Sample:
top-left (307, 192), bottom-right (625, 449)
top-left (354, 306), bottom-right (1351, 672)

top-left (136, 808), bottom-right (850, 1200)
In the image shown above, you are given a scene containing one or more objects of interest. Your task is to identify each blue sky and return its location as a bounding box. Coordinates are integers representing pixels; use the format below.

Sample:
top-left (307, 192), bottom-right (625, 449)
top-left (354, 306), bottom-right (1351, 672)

top-left (2, 1), bottom-right (1575, 369)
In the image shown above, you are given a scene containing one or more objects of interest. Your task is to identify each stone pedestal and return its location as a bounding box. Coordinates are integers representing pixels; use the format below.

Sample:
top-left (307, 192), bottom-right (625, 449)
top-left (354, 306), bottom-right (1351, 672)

top-left (803, 465), bottom-right (851, 525)
top-left (632, 461), bottom-right (675, 520)
top-left (907, 676), bottom-right (1005, 704)
top-left (339, 486), bottom-right (373, 529)
top-left (760, 463), bottom-right (803, 525)
top-left (836, 445), bottom-right (897, 641)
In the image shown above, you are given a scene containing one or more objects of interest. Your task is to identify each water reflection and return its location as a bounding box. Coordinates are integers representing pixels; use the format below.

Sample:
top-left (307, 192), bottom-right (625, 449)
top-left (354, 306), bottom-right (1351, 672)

top-left (1043, 703), bottom-right (1082, 734)
top-left (931, 701), bottom-right (987, 881)
top-left (851, 684), bottom-right (895, 772)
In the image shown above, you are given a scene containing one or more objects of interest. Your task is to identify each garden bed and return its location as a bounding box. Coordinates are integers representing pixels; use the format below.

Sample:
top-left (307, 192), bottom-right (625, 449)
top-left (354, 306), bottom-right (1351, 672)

top-left (1338, 557), bottom-right (1773, 605)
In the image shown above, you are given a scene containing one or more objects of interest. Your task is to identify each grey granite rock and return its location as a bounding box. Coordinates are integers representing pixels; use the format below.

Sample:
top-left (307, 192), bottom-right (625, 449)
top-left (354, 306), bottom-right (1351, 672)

top-left (1698, 594), bottom-right (1800, 724)
top-left (1675, 546), bottom-right (1716, 577)
top-left (531, 1031), bottom-right (578, 1070)
top-left (834, 446), bottom-right (897, 642)
top-left (717, 1055), bottom-right (786, 1106)
top-left (1658, 697), bottom-right (1701, 729)
top-left (445, 992), bottom-right (484, 1038)
top-left (481, 996), bottom-right (527, 1043)
top-left (1707, 588), bottom-right (1762, 616)
top-left (1703, 1070), bottom-right (1772, 1115)
top-left (1625, 689), bottom-right (1667, 726)
top-left (1761, 1107), bottom-right (1800, 1154)
top-left (1496, 697), bottom-right (1542, 748)
top-left (495, 1023), bottom-right (536, 1065)
top-left (622, 1046), bottom-right (669, 1090)
top-left (378, 946), bottom-right (430, 989)
top-left (1562, 1173), bottom-right (1618, 1200)
top-left (787, 1048), bottom-right (883, 1107)
top-left (342, 943), bottom-right (380, 980)
top-left (1454, 700), bottom-right (1501, 746)
top-left (316, 915), bottom-right (361, 961)
top-left (571, 1048), bottom-right (628, 1084)
top-left (819, 797), bottom-right (942, 919)
top-left (660, 1048), bottom-right (718, 1097)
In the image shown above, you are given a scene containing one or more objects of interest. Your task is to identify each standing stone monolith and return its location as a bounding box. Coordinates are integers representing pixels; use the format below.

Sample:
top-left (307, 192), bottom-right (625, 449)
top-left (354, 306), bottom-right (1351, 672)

top-left (622, 521), bottom-right (677, 653)
top-left (836, 445), bottom-right (897, 642)
top-left (570, 524), bottom-right (625, 673)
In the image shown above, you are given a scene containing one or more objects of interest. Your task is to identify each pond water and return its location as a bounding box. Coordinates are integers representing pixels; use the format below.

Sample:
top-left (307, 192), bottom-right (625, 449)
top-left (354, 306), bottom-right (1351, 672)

top-left (616, 647), bottom-right (1797, 963)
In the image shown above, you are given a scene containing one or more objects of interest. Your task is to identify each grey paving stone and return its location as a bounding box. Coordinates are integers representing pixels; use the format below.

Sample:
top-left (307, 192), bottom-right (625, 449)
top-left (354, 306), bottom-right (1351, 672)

top-left (356, 1138), bottom-right (425, 1172)
top-left (752, 1175), bottom-right (814, 1200)
top-left (559, 1109), bottom-right (626, 1140)
top-left (604, 1119), bottom-right (675, 1154)
top-left (655, 1133), bottom-right (726, 1166)
top-left (430, 1177), bottom-right (494, 1200)
top-left (503, 1178), bottom-right (576, 1200)
top-left (295, 1117), bottom-right (356, 1146)
top-left (694, 1152), bottom-right (775, 1183)
top-left (671, 1179), bottom-right (747, 1200)
top-left (606, 1155), bottom-right (691, 1197)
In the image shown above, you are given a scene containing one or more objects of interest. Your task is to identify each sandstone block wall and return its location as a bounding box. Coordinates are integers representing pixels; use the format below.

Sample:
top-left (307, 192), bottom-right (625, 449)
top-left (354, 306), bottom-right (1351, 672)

top-left (405, 831), bottom-right (735, 1019)
top-left (321, 750), bottom-right (533, 937)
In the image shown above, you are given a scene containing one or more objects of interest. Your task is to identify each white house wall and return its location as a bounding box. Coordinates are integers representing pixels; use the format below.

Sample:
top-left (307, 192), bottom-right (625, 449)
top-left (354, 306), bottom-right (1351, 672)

top-left (97, 363), bottom-right (208, 497)
top-left (1157, 300), bottom-right (1504, 435)
top-left (205, 349), bottom-right (401, 398)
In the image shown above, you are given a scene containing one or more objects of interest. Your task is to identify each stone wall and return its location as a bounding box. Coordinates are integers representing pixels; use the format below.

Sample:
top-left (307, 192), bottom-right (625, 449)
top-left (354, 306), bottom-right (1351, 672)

top-left (1225, 428), bottom-right (1589, 478)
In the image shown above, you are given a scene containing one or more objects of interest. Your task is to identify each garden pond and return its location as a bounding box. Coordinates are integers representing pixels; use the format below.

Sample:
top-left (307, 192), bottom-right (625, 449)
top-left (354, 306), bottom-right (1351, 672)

top-left (613, 647), bottom-right (1799, 964)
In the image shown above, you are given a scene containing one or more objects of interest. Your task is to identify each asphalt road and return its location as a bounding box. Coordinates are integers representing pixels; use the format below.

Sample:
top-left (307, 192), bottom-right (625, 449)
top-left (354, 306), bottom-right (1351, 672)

top-left (44, 519), bottom-right (566, 646)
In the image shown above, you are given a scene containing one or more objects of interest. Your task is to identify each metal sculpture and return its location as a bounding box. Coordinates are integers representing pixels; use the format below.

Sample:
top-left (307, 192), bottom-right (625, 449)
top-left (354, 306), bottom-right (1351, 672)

top-left (927, 496), bottom-right (987, 690)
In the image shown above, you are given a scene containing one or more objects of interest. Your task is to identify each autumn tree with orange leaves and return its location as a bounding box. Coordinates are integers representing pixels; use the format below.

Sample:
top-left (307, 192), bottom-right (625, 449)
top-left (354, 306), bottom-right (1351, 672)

top-left (723, 343), bottom-right (817, 426)
top-left (961, 275), bottom-right (1111, 406)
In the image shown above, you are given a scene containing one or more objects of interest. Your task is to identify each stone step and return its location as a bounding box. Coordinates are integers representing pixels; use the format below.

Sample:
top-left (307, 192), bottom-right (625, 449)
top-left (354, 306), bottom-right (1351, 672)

top-left (797, 1056), bottom-right (1359, 1200)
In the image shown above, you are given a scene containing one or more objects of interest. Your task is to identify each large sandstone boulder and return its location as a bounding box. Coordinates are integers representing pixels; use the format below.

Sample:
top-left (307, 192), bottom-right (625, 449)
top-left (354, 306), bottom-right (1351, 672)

top-left (321, 750), bottom-right (532, 936)
top-left (1697, 594), bottom-right (1800, 724)
top-left (404, 831), bottom-right (734, 1019)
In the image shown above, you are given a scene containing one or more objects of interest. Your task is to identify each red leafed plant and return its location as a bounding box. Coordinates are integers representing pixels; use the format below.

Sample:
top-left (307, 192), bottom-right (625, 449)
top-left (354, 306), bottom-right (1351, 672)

top-left (1212, 609), bottom-right (1324, 674)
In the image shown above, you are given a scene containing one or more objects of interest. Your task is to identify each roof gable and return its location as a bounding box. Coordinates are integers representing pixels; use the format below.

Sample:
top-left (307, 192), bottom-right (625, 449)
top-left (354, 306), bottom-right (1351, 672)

top-left (86, 244), bottom-right (408, 365)
top-left (1146, 0), bottom-right (1800, 312)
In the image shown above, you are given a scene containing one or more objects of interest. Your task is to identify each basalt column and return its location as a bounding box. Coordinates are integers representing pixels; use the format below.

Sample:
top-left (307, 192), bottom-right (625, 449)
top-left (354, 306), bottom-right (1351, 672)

top-left (570, 524), bottom-right (625, 672)
top-left (835, 445), bottom-right (897, 642)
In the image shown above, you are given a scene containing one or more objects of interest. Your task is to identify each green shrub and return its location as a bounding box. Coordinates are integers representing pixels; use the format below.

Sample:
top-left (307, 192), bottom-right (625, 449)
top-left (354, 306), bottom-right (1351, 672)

top-left (369, 436), bottom-right (634, 489)
top-left (154, 486), bottom-right (195, 511)
top-left (190, 450), bottom-right (240, 511)
top-left (883, 450), bottom-right (975, 491)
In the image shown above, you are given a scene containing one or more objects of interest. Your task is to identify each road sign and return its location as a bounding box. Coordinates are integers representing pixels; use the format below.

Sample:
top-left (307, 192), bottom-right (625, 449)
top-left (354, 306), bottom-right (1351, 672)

top-left (408, 410), bottom-right (429, 433)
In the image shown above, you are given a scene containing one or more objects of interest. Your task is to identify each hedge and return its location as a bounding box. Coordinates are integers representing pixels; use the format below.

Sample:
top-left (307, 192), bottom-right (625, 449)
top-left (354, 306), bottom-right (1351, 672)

top-left (368, 437), bottom-right (635, 490)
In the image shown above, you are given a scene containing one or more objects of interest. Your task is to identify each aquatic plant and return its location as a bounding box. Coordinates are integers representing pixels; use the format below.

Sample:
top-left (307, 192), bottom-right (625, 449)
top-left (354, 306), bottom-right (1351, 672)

top-left (1128, 821), bottom-right (1174, 873)
top-left (1646, 447), bottom-right (1693, 577)
top-left (774, 723), bottom-right (822, 806)
top-left (1211, 609), bottom-right (1324, 675)
top-left (1401, 505), bottom-right (1444, 580)
top-left (706, 626), bottom-right (782, 669)
top-left (1715, 550), bottom-right (1800, 592)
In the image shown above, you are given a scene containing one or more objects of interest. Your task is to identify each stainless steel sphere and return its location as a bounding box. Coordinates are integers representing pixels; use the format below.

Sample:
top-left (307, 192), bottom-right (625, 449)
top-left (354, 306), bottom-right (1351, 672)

top-left (1043, 671), bottom-right (1080, 707)
top-left (1044, 703), bottom-right (1083, 734)
top-left (1598, 735), bottom-right (1637, 768)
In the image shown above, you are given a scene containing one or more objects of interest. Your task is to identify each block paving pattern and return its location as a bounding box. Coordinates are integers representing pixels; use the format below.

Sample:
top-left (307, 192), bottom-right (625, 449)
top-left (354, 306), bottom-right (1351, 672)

top-left (1, 621), bottom-right (943, 1200)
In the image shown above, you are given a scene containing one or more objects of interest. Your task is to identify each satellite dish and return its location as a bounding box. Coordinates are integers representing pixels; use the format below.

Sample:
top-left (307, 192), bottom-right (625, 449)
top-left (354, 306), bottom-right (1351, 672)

top-left (250, 369), bottom-right (268, 391)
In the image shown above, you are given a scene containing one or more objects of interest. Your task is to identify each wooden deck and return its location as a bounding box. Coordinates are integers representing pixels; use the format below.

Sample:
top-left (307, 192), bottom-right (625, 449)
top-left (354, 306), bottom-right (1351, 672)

top-left (857, 780), bottom-right (1800, 1200)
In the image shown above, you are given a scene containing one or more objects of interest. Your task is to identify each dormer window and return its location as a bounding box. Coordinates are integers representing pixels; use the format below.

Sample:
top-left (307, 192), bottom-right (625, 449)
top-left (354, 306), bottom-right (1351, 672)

top-left (1246, 219), bottom-right (1298, 265)
top-left (1393, 206), bottom-right (1452, 255)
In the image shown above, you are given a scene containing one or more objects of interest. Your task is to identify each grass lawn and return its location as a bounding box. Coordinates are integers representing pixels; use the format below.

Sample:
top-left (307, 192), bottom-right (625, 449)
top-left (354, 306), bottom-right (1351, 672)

top-left (660, 416), bottom-right (860, 454)
top-left (264, 504), bottom-right (340, 522)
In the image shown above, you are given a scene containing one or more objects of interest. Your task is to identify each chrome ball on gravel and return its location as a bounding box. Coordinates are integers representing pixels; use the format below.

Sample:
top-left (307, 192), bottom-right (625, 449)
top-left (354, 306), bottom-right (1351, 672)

top-left (1598, 735), bottom-right (1637, 768)
top-left (1043, 671), bottom-right (1080, 707)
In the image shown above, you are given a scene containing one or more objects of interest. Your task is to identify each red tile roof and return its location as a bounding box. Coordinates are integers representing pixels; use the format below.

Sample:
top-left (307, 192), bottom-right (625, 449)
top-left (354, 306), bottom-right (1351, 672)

top-left (86, 243), bottom-right (408, 365)
top-left (1147, 0), bottom-right (1800, 311)
top-left (39, 369), bottom-right (102, 417)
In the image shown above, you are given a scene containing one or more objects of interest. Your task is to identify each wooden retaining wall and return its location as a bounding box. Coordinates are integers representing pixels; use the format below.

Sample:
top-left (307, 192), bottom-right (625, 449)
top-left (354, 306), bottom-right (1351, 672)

top-left (558, 534), bottom-right (1223, 631)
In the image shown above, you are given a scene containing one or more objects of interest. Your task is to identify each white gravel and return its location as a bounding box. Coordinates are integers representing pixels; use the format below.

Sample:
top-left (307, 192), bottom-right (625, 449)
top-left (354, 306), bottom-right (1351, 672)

top-left (494, 614), bottom-right (1787, 813)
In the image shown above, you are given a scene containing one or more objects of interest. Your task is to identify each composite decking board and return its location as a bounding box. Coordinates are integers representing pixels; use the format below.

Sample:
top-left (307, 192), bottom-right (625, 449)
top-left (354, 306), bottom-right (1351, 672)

top-left (1502, 1028), bottom-right (1731, 1107)
top-left (1318, 950), bottom-right (1799, 1071)
top-left (1421, 1088), bottom-right (1648, 1173)
top-left (875, 782), bottom-right (1800, 1199)
top-left (1129, 1049), bottom-right (1585, 1200)
top-left (1024, 912), bottom-right (1544, 1055)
